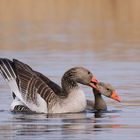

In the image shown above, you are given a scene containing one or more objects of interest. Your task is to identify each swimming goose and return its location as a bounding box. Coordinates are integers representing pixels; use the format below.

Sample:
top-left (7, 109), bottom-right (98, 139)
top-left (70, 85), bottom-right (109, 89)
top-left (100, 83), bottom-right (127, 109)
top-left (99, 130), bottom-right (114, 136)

top-left (0, 58), bottom-right (99, 113)
top-left (87, 82), bottom-right (121, 111)
top-left (11, 82), bottom-right (121, 113)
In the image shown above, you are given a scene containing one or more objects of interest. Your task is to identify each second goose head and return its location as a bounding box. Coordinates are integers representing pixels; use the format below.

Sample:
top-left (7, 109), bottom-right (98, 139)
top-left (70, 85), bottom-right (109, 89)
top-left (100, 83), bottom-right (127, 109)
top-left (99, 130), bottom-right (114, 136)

top-left (94, 82), bottom-right (121, 102)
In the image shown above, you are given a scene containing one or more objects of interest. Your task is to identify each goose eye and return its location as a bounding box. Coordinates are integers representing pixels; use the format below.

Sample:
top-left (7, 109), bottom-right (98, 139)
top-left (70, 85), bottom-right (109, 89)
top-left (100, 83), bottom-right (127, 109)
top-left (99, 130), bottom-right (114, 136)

top-left (88, 71), bottom-right (90, 74)
top-left (106, 88), bottom-right (110, 91)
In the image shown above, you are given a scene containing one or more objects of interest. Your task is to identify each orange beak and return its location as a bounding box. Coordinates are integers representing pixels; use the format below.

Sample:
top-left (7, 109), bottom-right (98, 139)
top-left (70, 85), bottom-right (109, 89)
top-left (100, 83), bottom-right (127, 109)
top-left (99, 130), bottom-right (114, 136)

top-left (110, 91), bottom-right (121, 102)
top-left (89, 76), bottom-right (99, 89)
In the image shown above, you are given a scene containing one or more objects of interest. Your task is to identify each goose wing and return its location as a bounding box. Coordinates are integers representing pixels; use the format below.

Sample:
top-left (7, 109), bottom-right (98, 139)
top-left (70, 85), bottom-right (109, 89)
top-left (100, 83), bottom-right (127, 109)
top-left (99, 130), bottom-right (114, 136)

top-left (0, 58), bottom-right (62, 113)
top-left (35, 71), bottom-right (64, 96)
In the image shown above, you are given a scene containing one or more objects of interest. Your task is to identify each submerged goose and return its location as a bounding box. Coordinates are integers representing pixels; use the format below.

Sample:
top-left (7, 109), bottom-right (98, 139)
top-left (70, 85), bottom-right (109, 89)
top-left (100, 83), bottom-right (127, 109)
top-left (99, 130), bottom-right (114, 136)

top-left (0, 58), bottom-right (99, 113)
top-left (87, 82), bottom-right (121, 111)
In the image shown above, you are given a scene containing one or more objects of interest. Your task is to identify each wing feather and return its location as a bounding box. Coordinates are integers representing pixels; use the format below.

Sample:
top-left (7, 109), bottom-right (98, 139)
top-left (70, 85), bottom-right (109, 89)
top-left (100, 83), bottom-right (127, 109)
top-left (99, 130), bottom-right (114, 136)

top-left (0, 58), bottom-right (62, 113)
top-left (13, 59), bottom-right (61, 112)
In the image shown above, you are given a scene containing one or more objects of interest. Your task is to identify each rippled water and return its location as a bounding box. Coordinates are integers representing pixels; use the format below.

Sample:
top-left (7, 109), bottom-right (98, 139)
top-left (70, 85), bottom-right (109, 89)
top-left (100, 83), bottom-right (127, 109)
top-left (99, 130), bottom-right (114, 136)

top-left (0, 1), bottom-right (140, 140)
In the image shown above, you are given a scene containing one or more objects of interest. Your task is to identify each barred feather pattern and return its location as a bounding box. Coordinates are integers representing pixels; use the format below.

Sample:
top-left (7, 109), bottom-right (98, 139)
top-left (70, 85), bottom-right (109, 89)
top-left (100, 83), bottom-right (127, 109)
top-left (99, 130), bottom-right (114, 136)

top-left (0, 58), bottom-right (60, 112)
top-left (14, 59), bottom-right (60, 109)
top-left (0, 59), bottom-right (16, 80)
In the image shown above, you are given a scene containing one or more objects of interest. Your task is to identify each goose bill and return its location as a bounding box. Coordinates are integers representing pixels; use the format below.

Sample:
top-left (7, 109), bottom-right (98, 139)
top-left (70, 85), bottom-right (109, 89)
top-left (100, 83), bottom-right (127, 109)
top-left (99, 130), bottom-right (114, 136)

top-left (110, 91), bottom-right (121, 102)
top-left (89, 76), bottom-right (99, 89)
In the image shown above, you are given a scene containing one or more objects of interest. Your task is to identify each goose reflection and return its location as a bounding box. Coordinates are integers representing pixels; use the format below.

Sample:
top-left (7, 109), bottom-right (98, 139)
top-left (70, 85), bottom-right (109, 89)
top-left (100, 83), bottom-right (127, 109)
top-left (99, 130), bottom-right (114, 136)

top-left (9, 112), bottom-right (121, 137)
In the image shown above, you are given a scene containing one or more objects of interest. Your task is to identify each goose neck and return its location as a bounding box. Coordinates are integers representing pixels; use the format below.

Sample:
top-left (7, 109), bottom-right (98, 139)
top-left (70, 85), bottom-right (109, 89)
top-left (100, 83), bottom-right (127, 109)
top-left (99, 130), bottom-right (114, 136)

top-left (93, 89), bottom-right (107, 111)
top-left (61, 76), bottom-right (78, 95)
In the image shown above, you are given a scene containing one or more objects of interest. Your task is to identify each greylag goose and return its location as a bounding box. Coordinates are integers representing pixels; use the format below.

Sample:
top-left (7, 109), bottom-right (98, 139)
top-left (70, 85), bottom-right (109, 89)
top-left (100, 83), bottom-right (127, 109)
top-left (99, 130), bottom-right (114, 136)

top-left (12, 82), bottom-right (121, 113)
top-left (0, 58), bottom-right (99, 113)
top-left (87, 82), bottom-right (121, 111)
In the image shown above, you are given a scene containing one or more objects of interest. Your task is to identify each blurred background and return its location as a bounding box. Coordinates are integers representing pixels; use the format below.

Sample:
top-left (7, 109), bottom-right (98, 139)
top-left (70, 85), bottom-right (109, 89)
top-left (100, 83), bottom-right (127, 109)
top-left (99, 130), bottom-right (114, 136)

top-left (0, 0), bottom-right (140, 56)
top-left (0, 1), bottom-right (140, 139)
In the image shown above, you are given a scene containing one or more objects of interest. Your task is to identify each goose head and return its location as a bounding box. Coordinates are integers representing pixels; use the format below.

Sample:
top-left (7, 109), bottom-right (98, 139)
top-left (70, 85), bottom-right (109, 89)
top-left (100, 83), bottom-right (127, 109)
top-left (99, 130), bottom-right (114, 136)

top-left (94, 82), bottom-right (121, 102)
top-left (61, 67), bottom-right (99, 92)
